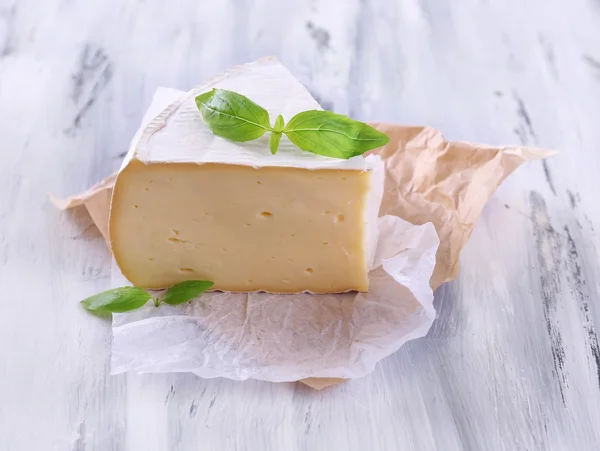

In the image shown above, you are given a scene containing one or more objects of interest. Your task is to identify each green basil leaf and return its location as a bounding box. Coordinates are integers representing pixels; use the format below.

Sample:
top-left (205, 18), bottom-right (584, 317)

top-left (269, 132), bottom-right (282, 155)
top-left (195, 89), bottom-right (272, 142)
top-left (273, 114), bottom-right (285, 133)
top-left (162, 280), bottom-right (214, 306)
top-left (81, 287), bottom-right (152, 313)
top-left (269, 115), bottom-right (285, 155)
top-left (284, 110), bottom-right (390, 159)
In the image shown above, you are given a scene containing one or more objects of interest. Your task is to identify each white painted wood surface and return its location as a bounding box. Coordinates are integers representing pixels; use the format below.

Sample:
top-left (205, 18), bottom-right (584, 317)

top-left (1, 0), bottom-right (600, 449)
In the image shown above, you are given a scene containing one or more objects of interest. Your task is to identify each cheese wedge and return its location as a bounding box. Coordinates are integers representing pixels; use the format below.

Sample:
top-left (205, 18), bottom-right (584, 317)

top-left (109, 58), bottom-right (384, 293)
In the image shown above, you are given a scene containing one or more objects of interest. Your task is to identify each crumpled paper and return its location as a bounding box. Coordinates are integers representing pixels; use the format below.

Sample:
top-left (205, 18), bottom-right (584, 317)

top-left (365, 124), bottom-right (553, 288)
top-left (55, 81), bottom-right (553, 388)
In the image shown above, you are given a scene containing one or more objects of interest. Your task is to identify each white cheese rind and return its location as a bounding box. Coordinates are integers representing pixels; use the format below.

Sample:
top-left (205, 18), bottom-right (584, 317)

top-left (364, 154), bottom-right (384, 270)
top-left (122, 57), bottom-right (370, 171)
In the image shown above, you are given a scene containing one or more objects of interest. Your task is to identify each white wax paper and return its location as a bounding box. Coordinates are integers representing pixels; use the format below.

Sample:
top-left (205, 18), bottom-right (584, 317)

top-left (111, 215), bottom-right (439, 381)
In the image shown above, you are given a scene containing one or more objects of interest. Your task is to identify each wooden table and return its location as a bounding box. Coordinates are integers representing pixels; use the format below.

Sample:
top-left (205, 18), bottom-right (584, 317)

top-left (2, 0), bottom-right (600, 449)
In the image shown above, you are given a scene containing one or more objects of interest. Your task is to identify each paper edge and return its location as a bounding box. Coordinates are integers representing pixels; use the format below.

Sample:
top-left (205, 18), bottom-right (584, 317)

top-left (49, 172), bottom-right (117, 210)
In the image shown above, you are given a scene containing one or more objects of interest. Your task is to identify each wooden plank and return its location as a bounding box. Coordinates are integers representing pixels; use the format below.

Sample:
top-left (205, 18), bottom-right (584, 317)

top-left (1, 0), bottom-right (600, 449)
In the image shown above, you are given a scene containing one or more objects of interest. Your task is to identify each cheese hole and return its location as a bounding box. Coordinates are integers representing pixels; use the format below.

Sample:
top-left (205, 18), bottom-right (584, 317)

top-left (341, 177), bottom-right (347, 181)
top-left (148, 258), bottom-right (154, 261)
top-left (134, 204), bottom-right (139, 209)
top-left (335, 214), bottom-right (345, 223)
top-left (323, 241), bottom-right (329, 245)
top-left (324, 210), bottom-right (330, 215)
top-left (172, 229), bottom-right (180, 236)
top-left (170, 237), bottom-right (192, 244)
top-left (257, 181), bottom-right (262, 185)
top-left (244, 223), bottom-right (252, 227)
top-left (144, 187), bottom-right (149, 192)
top-left (221, 248), bottom-right (228, 253)
top-left (290, 233), bottom-right (295, 237)
top-left (259, 211), bottom-right (273, 218)
top-left (179, 268), bottom-right (194, 273)
top-left (305, 268), bottom-right (314, 274)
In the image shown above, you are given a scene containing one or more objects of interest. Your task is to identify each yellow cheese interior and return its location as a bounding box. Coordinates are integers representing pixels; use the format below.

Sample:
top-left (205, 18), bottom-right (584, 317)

top-left (110, 160), bottom-right (371, 293)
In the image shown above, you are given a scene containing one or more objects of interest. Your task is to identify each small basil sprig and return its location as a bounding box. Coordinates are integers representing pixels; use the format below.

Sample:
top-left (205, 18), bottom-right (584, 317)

top-left (195, 89), bottom-right (390, 159)
top-left (81, 280), bottom-right (214, 315)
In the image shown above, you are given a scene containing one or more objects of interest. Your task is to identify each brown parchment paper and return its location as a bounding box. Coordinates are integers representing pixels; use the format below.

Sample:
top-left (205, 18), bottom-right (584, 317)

top-left (53, 123), bottom-right (552, 390)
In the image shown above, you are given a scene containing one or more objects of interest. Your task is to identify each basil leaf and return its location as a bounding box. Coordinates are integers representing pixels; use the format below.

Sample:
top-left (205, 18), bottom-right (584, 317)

top-left (273, 114), bottom-right (285, 132)
top-left (269, 114), bottom-right (285, 154)
top-left (81, 287), bottom-right (152, 313)
top-left (195, 89), bottom-right (272, 142)
top-left (162, 280), bottom-right (214, 306)
top-left (284, 110), bottom-right (390, 159)
top-left (269, 132), bottom-right (282, 155)
top-left (194, 89), bottom-right (391, 159)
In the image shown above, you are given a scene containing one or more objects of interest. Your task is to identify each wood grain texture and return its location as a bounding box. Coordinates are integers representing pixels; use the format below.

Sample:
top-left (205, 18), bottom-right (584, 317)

top-left (1, 0), bottom-right (600, 449)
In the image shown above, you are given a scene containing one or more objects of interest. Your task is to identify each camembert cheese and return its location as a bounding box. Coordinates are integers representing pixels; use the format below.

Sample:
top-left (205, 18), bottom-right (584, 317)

top-left (109, 58), bottom-right (384, 293)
